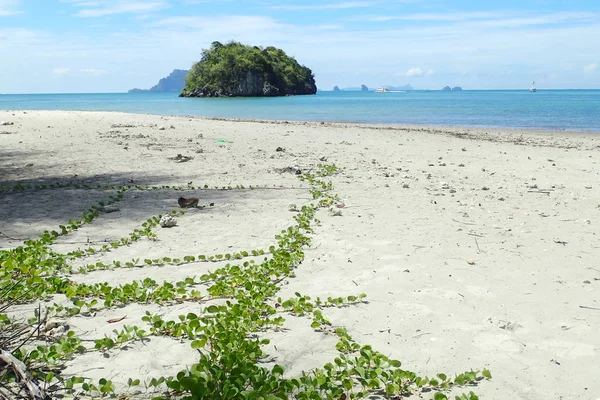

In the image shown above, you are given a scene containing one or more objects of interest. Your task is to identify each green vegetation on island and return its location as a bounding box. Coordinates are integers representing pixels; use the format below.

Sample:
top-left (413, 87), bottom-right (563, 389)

top-left (180, 41), bottom-right (317, 97)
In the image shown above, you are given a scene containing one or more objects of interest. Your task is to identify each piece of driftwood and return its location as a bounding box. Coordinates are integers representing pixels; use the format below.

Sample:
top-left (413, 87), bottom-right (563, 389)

top-left (0, 350), bottom-right (47, 400)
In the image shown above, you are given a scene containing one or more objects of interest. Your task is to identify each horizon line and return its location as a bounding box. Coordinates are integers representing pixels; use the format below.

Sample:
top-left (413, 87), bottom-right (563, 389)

top-left (1, 88), bottom-right (600, 95)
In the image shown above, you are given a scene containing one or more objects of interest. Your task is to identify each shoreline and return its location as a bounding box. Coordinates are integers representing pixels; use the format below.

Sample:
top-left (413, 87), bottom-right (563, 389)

top-left (3, 88), bottom-right (600, 134)
top-left (4, 108), bottom-right (600, 139)
top-left (1, 110), bottom-right (599, 399)
top-left (196, 115), bottom-right (600, 140)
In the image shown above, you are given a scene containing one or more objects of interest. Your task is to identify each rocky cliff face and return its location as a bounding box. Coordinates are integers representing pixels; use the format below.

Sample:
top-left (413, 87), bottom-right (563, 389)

top-left (180, 70), bottom-right (316, 98)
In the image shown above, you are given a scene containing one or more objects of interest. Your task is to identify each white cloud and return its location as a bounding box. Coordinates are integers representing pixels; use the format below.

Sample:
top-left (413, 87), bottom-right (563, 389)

top-left (405, 67), bottom-right (433, 77)
top-left (0, 28), bottom-right (47, 44)
top-left (405, 68), bottom-right (422, 77)
top-left (63, 0), bottom-right (169, 17)
top-left (0, 0), bottom-right (21, 16)
top-left (360, 11), bottom-right (597, 26)
top-left (80, 68), bottom-right (107, 76)
top-left (151, 15), bottom-right (309, 42)
top-left (583, 63), bottom-right (597, 73)
top-left (271, 1), bottom-right (374, 11)
top-left (361, 11), bottom-right (500, 22)
top-left (52, 67), bottom-right (71, 75)
top-left (184, 0), bottom-right (233, 3)
top-left (154, 14), bottom-right (281, 30)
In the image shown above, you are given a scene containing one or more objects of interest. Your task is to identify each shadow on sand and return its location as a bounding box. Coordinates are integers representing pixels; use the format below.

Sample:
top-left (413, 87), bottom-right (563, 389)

top-left (0, 169), bottom-right (251, 247)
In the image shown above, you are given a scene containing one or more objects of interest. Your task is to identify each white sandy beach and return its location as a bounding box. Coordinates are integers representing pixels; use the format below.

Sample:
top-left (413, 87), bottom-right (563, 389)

top-left (1, 110), bottom-right (599, 399)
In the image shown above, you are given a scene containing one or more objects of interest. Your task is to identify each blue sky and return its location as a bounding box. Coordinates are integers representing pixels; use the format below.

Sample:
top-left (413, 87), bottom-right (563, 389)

top-left (1, 0), bottom-right (599, 93)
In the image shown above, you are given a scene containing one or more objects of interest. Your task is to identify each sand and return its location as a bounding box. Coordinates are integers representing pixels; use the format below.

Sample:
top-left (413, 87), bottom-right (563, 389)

top-left (1, 110), bottom-right (599, 399)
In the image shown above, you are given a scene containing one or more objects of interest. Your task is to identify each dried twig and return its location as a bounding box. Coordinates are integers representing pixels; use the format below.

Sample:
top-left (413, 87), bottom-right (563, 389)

top-left (0, 350), bottom-right (47, 400)
top-left (452, 218), bottom-right (477, 226)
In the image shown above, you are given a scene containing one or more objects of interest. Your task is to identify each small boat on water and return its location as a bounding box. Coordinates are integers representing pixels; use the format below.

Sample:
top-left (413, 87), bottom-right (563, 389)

top-left (530, 81), bottom-right (536, 92)
top-left (375, 87), bottom-right (390, 93)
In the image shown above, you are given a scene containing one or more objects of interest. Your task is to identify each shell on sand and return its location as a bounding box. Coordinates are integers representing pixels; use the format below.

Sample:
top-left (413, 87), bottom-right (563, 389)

top-left (159, 215), bottom-right (177, 228)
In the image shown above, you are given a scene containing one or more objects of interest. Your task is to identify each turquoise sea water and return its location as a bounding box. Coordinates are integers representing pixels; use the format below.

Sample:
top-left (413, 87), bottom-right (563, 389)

top-left (1, 90), bottom-right (599, 132)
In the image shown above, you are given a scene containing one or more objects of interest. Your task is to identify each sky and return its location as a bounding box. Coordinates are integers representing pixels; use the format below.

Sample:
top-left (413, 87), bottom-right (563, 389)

top-left (1, 0), bottom-right (599, 93)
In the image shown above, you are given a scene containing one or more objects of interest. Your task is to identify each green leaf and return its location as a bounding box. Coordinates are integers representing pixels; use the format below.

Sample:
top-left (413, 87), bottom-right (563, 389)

top-left (342, 378), bottom-right (353, 390)
top-left (166, 380), bottom-right (181, 391)
top-left (206, 305), bottom-right (220, 313)
top-left (390, 359), bottom-right (401, 368)
top-left (482, 369), bottom-right (492, 379)
top-left (434, 393), bottom-right (448, 400)
top-left (386, 384), bottom-right (400, 395)
top-left (191, 337), bottom-right (207, 349)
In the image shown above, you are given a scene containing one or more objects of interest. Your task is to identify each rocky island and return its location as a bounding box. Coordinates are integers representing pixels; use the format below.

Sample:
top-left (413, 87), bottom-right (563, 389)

top-left (129, 69), bottom-right (188, 93)
top-left (180, 41), bottom-right (317, 97)
top-left (442, 86), bottom-right (463, 91)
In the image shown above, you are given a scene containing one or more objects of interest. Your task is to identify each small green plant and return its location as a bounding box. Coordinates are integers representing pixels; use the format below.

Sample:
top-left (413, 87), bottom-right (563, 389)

top-left (0, 166), bottom-right (489, 399)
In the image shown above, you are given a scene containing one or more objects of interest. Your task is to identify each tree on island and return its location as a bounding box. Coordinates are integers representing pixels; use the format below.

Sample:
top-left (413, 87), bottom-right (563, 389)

top-left (180, 41), bottom-right (317, 97)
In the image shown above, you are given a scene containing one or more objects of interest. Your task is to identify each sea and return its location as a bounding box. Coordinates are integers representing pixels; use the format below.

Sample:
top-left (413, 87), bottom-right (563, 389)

top-left (1, 90), bottom-right (599, 132)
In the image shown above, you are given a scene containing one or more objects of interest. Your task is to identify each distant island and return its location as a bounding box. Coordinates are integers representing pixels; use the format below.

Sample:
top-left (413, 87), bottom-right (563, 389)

top-left (333, 86), bottom-right (341, 91)
top-left (442, 86), bottom-right (463, 91)
top-left (129, 69), bottom-right (188, 93)
top-left (180, 41), bottom-right (317, 97)
top-left (338, 84), bottom-right (413, 91)
top-left (384, 84), bottom-right (413, 91)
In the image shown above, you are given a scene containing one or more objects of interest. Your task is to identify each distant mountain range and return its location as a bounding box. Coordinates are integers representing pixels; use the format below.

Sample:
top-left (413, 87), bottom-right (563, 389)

top-left (338, 84), bottom-right (414, 91)
top-left (129, 69), bottom-right (189, 93)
